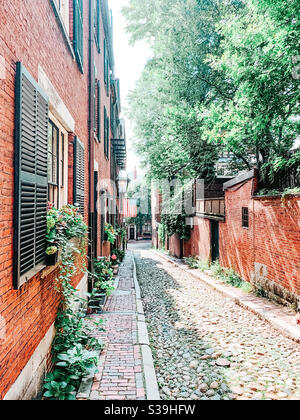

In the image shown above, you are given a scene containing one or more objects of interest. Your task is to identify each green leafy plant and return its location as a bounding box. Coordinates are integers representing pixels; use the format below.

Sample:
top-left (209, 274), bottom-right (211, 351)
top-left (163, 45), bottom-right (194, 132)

top-left (104, 223), bottom-right (117, 244)
top-left (93, 258), bottom-right (115, 296)
top-left (44, 379), bottom-right (76, 401)
top-left (209, 261), bottom-right (253, 292)
top-left (46, 246), bottom-right (58, 256)
top-left (184, 256), bottom-right (210, 271)
top-left (43, 204), bottom-right (103, 401)
top-left (184, 256), bottom-right (200, 269)
top-left (56, 344), bottom-right (99, 381)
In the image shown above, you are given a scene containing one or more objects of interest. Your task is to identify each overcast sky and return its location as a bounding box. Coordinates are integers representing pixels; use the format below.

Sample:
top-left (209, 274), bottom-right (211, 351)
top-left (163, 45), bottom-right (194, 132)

top-left (109, 0), bottom-right (151, 174)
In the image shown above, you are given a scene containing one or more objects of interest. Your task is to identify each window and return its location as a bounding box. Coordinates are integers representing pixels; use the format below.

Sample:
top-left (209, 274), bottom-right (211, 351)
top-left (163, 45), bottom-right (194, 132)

top-left (242, 207), bottom-right (249, 228)
top-left (14, 63), bottom-right (49, 289)
top-left (48, 121), bottom-right (59, 206)
top-left (94, 0), bottom-right (101, 53)
top-left (73, 0), bottom-right (84, 73)
top-left (57, 0), bottom-right (70, 34)
top-left (104, 106), bottom-right (109, 159)
top-left (74, 137), bottom-right (85, 216)
top-left (48, 117), bottom-right (68, 209)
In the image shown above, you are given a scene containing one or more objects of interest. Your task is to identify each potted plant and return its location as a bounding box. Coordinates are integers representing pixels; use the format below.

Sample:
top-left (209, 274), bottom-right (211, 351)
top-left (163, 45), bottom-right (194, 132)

top-left (110, 254), bottom-right (119, 273)
top-left (46, 245), bottom-right (59, 266)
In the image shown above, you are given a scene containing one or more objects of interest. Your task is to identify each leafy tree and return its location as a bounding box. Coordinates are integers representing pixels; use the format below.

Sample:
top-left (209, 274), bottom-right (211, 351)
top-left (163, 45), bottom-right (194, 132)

top-left (123, 0), bottom-right (300, 211)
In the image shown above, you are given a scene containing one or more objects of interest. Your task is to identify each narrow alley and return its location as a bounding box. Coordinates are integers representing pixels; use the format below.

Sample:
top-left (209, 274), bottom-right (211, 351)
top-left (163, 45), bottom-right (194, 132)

top-left (132, 242), bottom-right (300, 401)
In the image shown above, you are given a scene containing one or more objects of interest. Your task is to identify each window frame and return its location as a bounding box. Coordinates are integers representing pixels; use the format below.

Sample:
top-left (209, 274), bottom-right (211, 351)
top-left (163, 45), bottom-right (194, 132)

top-left (48, 120), bottom-right (60, 207)
top-left (48, 117), bottom-right (69, 209)
top-left (242, 207), bottom-right (249, 229)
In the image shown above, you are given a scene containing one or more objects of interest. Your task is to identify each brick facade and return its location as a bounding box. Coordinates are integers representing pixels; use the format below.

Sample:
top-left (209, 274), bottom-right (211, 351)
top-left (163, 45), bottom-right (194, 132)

top-left (165, 173), bottom-right (300, 307)
top-left (0, 0), bottom-right (124, 399)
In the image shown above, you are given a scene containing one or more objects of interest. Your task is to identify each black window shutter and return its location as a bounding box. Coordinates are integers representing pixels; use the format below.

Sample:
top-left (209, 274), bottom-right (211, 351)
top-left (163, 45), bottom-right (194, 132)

top-left (104, 107), bottom-right (109, 159)
top-left (74, 137), bottom-right (85, 216)
top-left (97, 80), bottom-right (101, 142)
top-left (104, 106), bottom-right (107, 157)
top-left (106, 112), bottom-right (110, 158)
top-left (73, 0), bottom-right (84, 73)
top-left (14, 62), bottom-right (49, 289)
top-left (95, 0), bottom-right (101, 53)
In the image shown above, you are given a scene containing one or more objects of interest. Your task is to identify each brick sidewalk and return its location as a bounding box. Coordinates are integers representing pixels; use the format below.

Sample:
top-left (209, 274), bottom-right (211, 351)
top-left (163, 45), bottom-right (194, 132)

top-left (86, 253), bottom-right (146, 401)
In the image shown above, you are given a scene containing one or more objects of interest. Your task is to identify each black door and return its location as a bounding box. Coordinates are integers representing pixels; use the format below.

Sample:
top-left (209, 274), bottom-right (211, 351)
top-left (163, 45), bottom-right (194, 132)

top-left (211, 220), bottom-right (219, 262)
top-left (130, 228), bottom-right (135, 240)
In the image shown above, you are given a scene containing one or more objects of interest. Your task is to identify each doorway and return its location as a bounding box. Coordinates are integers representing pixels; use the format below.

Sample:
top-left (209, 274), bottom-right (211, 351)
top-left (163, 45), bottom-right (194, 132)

top-left (211, 220), bottom-right (219, 262)
top-left (130, 227), bottom-right (135, 240)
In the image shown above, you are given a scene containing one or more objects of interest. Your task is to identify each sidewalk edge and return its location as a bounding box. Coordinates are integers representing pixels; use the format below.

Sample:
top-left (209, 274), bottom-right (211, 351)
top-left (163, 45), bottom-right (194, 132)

top-left (156, 251), bottom-right (300, 345)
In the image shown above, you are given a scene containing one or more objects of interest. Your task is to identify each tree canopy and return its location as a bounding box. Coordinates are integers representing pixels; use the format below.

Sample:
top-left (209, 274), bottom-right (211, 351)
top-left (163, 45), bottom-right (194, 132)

top-left (123, 0), bottom-right (300, 186)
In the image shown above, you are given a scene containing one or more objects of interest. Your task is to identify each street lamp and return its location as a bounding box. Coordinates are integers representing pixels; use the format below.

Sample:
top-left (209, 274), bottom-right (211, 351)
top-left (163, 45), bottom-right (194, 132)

top-left (118, 170), bottom-right (129, 195)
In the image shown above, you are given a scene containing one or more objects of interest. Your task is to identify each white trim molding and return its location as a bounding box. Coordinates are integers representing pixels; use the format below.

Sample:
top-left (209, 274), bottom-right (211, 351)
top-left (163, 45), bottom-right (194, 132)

top-left (38, 65), bottom-right (75, 132)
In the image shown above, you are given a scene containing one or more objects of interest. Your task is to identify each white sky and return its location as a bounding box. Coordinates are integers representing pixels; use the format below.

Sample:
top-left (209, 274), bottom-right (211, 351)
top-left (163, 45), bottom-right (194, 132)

top-left (109, 0), bottom-right (151, 174)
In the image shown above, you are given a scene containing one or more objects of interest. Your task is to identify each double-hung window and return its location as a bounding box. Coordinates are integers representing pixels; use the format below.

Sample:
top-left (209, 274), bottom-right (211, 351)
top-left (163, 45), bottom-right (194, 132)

top-left (242, 207), bottom-right (249, 228)
top-left (48, 117), bottom-right (68, 209)
top-left (57, 0), bottom-right (70, 34)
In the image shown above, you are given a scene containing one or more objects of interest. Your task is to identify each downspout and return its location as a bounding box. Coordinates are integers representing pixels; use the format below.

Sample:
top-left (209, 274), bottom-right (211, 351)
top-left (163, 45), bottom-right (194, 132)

top-left (88, 0), bottom-right (95, 290)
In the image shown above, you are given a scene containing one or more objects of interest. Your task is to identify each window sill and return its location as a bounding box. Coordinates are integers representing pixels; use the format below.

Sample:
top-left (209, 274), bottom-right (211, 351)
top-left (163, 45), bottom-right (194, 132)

top-left (50, 0), bottom-right (75, 61)
top-left (41, 259), bottom-right (61, 279)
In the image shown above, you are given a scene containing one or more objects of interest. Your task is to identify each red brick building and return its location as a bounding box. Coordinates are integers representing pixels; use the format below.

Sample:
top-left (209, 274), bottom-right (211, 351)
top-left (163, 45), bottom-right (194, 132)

top-left (157, 170), bottom-right (300, 308)
top-left (0, 0), bottom-right (126, 399)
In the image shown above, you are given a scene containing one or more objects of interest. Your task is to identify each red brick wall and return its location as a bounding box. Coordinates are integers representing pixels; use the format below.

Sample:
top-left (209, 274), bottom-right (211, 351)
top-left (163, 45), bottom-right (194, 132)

top-left (168, 234), bottom-right (181, 258)
top-left (166, 175), bottom-right (300, 303)
top-left (252, 194), bottom-right (300, 296)
top-left (184, 218), bottom-right (211, 261)
top-left (93, 7), bottom-right (115, 258)
top-left (219, 179), bottom-right (255, 282)
top-left (0, 0), bottom-right (90, 399)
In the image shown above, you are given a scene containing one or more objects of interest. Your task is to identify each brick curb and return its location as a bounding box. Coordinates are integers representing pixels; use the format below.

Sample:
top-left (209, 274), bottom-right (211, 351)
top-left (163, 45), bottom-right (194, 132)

top-left (156, 251), bottom-right (300, 345)
top-left (131, 251), bottom-right (161, 401)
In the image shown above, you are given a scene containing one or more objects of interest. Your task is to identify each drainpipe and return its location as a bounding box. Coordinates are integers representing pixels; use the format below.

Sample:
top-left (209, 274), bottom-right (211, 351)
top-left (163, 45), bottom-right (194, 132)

top-left (88, 0), bottom-right (95, 290)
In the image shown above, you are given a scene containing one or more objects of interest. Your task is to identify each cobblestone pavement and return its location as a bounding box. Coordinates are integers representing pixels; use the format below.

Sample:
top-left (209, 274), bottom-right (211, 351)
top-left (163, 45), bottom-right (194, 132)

top-left (132, 245), bottom-right (300, 401)
top-left (87, 253), bottom-right (146, 401)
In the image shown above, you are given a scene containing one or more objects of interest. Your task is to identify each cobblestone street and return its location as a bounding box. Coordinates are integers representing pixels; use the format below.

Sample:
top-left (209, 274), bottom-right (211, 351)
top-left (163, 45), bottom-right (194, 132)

top-left (132, 243), bottom-right (300, 401)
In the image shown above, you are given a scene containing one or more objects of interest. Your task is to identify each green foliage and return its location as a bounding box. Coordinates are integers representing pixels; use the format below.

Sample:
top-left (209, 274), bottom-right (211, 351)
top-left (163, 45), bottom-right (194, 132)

top-left (43, 207), bottom-right (104, 401)
top-left (111, 249), bottom-right (125, 264)
top-left (209, 261), bottom-right (253, 291)
top-left (123, 0), bottom-right (300, 189)
top-left (55, 344), bottom-right (99, 381)
top-left (93, 258), bottom-right (115, 296)
top-left (46, 204), bottom-right (88, 257)
top-left (44, 379), bottom-right (76, 401)
top-left (157, 223), bottom-right (167, 248)
top-left (104, 223), bottom-right (117, 245)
